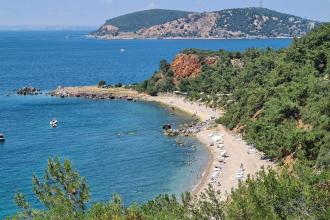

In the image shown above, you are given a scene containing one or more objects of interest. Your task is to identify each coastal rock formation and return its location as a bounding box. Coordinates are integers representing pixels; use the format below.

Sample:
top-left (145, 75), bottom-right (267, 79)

top-left (95, 24), bottom-right (119, 36)
top-left (137, 12), bottom-right (219, 38)
top-left (162, 124), bottom-right (172, 130)
top-left (171, 53), bottom-right (201, 85)
top-left (91, 8), bottom-right (320, 39)
top-left (17, 87), bottom-right (41, 95)
top-left (144, 50), bottom-right (244, 89)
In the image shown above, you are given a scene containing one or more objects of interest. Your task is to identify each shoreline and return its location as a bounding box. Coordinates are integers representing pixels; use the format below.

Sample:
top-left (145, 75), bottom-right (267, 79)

top-left (49, 86), bottom-right (273, 198)
top-left (88, 34), bottom-right (294, 41)
top-left (136, 93), bottom-right (273, 197)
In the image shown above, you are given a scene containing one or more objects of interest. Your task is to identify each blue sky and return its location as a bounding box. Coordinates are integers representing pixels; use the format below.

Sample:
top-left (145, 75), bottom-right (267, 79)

top-left (0, 0), bottom-right (329, 26)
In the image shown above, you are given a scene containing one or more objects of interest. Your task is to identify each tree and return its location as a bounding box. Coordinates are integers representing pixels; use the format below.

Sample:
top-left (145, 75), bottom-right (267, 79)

top-left (14, 157), bottom-right (89, 219)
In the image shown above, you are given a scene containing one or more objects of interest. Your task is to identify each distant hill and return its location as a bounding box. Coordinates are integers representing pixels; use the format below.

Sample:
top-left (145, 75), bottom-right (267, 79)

top-left (91, 8), bottom-right (320, 39)
top-left (104, 9), bottom-right (191, 32)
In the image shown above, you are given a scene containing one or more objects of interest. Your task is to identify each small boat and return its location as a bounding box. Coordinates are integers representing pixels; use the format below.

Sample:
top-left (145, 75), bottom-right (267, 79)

top-left (0, 133), bottom-right (5, 141)
top-left (120, 49), bottom-right (125, 52)
top-left (50, 119), bottom-right (58, 128)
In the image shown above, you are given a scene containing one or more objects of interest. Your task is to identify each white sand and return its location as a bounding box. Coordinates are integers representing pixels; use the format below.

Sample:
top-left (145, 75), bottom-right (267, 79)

top-left (147, 94), bottom-right (273, 198)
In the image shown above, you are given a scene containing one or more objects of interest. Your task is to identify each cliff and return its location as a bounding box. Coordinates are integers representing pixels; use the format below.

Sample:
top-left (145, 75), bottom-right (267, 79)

top-left (171, 53), bottom-right (201, 85)
top-left (91, 8), bottom-right (320, 39)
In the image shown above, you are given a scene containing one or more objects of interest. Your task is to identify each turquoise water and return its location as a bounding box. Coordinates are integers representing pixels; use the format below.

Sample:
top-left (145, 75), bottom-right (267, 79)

top-left (0, 31), bottom-right (291, 217)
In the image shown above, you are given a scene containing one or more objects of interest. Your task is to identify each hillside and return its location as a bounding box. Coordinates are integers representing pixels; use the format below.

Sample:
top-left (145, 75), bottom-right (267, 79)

top-left (91, 7), bottom-right (320, 39)
top-left (103, 9), bottom-right (191, 32)
top-left (139, 24), bottom-right (330, 168)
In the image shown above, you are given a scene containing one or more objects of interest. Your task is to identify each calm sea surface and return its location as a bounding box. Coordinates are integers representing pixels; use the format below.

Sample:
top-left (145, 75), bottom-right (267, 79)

top-left (0, 31), bottom-right (291, 217)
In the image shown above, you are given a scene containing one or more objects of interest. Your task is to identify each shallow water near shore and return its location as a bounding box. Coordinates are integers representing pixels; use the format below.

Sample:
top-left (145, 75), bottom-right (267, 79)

top-left (0, 31), bottom-right (291, 217)
top-left (0, 95), bottom-right (208, 216)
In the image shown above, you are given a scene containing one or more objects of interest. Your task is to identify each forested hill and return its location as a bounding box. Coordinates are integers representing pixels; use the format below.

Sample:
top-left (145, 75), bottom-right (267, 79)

top-left (91, 7), bottom-right (320, 39)
top-left (139, 24), bottom-right (330, 168)
top-left (104, 9), bottom-right (191, 32)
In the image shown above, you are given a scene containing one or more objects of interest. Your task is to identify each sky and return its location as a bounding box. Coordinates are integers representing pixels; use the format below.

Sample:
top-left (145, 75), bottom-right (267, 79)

top-left (0, 0), bottom-right (329, 27)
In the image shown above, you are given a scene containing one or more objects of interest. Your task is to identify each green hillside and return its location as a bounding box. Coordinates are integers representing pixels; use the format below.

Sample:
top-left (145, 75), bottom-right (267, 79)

top-left (105, 9), bottom-right (190, 32)
top-left (140, 24), bottom-right (330, 168)
top-left (215, 7), bottom-right (318, 37)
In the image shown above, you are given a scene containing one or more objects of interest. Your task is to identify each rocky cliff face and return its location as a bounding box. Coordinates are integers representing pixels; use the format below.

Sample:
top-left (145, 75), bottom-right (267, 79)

top-left (143, 49), bottom-right (244, 94)
top-left (91, 8), bottom-right (320, 39)
top-left (171, 53), bottom-right (201, 84)
top-left (95, 24), bottom-right (119, 36)
top-left (170, 53), bottom-right (224, 84)
top-left (137, 12), bottom-right (219, 38)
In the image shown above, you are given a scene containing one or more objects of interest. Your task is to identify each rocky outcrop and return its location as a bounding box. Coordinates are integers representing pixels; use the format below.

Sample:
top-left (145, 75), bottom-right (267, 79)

top-left (94, 24), bottom-right (119, 37)
top-left (137, 12), bottom-right (219, 38)
top-left (162, 124), bottom-right (172, 130)
top-left (163, 119), bottom-right (216, 137)
top-left (171, 53), bottom-right (201, 85)
top-left (17, 87), bottom-right (41, 95)
top-left (48, 86), bottom-right (143, 101)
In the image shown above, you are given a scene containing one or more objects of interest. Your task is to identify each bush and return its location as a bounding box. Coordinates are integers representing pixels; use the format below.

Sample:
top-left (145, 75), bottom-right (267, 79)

top-left (114, 83), bottom-right (123, 87)
top-left (98, 80), bottom-right (106, 88)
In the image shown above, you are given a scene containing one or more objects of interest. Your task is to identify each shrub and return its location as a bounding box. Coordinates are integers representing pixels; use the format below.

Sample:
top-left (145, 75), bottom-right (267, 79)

top-left (98, 80), bottom-right (106, 88)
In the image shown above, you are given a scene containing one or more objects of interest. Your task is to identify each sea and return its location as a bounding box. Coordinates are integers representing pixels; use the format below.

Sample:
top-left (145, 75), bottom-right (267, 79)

top-left (0, 30), bottom-right (291, 217)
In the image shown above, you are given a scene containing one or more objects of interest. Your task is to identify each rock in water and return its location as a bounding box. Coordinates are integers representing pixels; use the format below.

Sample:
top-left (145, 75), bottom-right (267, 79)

top-left (162, 124), bottom-right (172, 130)
top-left (16, 87), bottom-right (41, 95)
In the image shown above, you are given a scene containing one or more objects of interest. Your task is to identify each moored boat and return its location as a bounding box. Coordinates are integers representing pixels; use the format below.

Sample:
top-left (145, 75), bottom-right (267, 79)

top-left (50, 119), bottom-right (58, 128)
top-left (0, 133), bottom-right (5, 141)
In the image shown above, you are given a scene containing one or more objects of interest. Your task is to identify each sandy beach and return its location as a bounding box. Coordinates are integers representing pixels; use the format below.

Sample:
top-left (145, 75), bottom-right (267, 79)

top-left (146, 94), bottom-right (273, 198)
top-left (50, 86), bottom-right (273, 199)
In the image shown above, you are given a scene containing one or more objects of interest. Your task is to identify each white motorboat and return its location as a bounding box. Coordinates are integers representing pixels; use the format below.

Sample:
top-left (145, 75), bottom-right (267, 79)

top-left (50, 119), bottom-right (58, 128)
top-left (0, 133), bottom-right (5, 141)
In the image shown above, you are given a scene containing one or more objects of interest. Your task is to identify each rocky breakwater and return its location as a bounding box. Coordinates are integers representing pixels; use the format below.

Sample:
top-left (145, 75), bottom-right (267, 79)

top-left (17, 87), bottom-right (41, 95)
top-left (48, 86), bottom-right (146, 101)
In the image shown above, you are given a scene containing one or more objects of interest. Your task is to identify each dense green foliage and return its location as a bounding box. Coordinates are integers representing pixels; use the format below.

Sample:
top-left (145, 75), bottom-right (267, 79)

top-left (12, 158), bottom-right (329, 219)
top-left (136, 59), bottom-right (175, 95)
top-left (105, 9), bottom-right (190, 32)
top-left (144, 24), bottom-right (330, 167)
top-left (227, 165), bottom-right (330, 219)
top-left (215, 7), bottom-right (319, 37)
